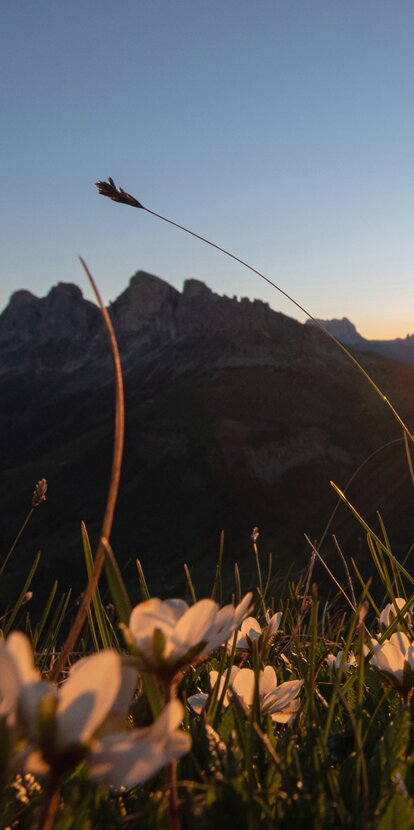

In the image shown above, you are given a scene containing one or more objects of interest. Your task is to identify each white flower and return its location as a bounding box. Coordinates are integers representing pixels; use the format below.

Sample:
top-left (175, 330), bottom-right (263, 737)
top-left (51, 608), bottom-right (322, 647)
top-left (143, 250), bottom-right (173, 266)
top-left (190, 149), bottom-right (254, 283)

top-left (128, 594), bottom-right (253, 675)
top-left (89, 700), bottom-right (191, 789)
top-left (378, 598), bottom-right (411, 632)
top-left (233, 612), bottom-right (282, 652)
top-left (0, 633), bottom-right (191, 788)
top-left (326, 650), bottom-right (357, 673)
top-left (231, 666), bottom-right (303, 724)
top-left (369, 631), bottom-right (414, 689)
top-left (0, 632), bottom-right (50, 733)
top-left (188, 665), bottom-right (302, 724)
top-left (0, 639), bottom-right (135, 764)
top-left (53, 651), bottom-right (137, 751)
top-left (187, 666), bottom-right (239, 714)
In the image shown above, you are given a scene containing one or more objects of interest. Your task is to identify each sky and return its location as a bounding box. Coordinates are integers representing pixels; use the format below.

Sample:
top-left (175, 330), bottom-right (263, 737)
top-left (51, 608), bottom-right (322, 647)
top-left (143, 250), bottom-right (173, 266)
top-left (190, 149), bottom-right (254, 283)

top-left (1, 1), bottom-right (413, 339)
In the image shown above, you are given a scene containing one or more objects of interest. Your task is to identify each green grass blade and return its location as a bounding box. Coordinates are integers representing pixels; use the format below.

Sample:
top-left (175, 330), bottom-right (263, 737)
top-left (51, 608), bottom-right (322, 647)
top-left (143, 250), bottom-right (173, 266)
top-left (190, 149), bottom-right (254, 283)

top-left (81, 522), bottom-right (112, 648)
top-left (4, 552), bottom-right (41, 636)
top-left (33, 580), bottom-right (58, 649)
top-left (136, 559), bottom-right (151, 601)
top-left (104, 539), bottom-right (132, 625)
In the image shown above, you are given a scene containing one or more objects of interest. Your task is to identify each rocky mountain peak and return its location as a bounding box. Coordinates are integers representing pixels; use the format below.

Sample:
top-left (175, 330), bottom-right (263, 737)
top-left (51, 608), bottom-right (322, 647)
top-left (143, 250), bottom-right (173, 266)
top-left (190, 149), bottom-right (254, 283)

top-left (0, 289), bottom-right (42, 343)
top-left (110, 271), bottom-right (179, 333)
top-left (8, 289), bottom-right (38, 307)
top-left (306, 316), bottom-right (365, 346)
top-left (48, 282), bottom-right (85, 303)
top-left (182, 279), bottom-right (214, 298)
top-left (0, 281), bottom-right (100, 355)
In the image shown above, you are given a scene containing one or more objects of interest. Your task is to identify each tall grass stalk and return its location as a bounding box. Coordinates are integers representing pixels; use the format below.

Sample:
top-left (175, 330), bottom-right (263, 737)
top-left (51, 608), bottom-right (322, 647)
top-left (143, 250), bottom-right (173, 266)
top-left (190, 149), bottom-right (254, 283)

top-left (330, 482), bottom-right (414, 589)
top-left (96, 177), bottom-right (414, 446)
top-left (51, 258), bottom-right (124, 680)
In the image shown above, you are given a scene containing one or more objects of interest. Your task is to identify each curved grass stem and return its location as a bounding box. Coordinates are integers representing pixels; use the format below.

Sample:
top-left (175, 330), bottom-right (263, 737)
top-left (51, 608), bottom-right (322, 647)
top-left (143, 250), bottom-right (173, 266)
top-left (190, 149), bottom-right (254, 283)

top-left (96, 177), bottom-right (414, 445)
top-left (51, 258), bottom-right (124, 680)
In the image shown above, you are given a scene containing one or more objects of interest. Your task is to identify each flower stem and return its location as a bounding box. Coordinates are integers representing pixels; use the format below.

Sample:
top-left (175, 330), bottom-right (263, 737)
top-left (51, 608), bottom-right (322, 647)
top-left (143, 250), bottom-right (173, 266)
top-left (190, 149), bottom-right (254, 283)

top-left (32, 772), bottom-right (62, 830)
top-left (162, 679), bottom-right (181, 830)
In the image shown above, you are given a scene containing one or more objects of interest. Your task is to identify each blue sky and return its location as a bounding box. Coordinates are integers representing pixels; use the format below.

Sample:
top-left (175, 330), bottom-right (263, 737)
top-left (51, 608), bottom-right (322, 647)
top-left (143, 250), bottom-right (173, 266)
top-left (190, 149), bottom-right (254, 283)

top-left (1, 1), bottom-right (413, 338)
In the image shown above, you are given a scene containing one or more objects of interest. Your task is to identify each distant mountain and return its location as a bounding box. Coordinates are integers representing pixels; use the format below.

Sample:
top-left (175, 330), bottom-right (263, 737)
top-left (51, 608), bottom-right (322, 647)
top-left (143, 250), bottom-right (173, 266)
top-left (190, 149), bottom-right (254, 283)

top-left (1, 273), bottom-right (414, 609)
top-left (306, 317), bottom-right (414, 364)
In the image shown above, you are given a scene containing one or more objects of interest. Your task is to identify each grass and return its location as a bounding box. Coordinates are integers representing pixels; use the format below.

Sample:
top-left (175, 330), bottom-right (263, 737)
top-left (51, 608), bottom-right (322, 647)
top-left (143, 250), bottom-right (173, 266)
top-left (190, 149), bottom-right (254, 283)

top-left (3, 521), bottom-right (414, 829)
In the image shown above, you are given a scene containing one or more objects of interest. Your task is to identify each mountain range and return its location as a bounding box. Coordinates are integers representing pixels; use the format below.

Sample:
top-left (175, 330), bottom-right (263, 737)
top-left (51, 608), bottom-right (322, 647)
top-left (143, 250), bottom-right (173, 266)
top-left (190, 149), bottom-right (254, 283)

top-left (306, 317), bottom-right (414, 364)
top-left (1, 272), bottom-right (414, 609)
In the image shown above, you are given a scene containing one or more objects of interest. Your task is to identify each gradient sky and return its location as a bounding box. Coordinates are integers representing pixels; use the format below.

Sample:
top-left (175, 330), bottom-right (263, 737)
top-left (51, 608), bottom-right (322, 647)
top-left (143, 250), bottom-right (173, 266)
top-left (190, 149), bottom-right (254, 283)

top-left (1, 1), bottom-right (413, 338)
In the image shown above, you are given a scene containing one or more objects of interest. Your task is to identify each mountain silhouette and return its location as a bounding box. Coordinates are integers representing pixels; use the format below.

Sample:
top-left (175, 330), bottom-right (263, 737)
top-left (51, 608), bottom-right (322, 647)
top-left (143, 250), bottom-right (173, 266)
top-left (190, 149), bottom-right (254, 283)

top-left (1, 272), bottom-right (414, 608)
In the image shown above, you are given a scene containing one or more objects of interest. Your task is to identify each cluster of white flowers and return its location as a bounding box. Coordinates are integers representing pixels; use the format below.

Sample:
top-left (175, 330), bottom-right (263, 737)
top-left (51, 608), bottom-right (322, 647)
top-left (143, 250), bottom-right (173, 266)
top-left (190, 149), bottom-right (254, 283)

top-left (369, 630), bottom-right (414, 691)
top-left (0, 592), bottom-right (261, 791)
top-left (0, 631), bottom-right (190, 789)
top-left (368, 600), bottom-right (414, 693)
top-left (128, 594), bottom-right (253, 675)
top-left (325, 650), bottom-right (357, 674)
top-left (188, 665), bottom-right (302, 723)
top-left (325, 597), bottom-right (414, 695)
top-left (6, 590), bottom-right (412, 796)
top-left (231, 611), bottom-right (282, 652)
top-left (188, 605), bottom-right (303, 725)
top-left (10, 585), bottom-right (414, 822)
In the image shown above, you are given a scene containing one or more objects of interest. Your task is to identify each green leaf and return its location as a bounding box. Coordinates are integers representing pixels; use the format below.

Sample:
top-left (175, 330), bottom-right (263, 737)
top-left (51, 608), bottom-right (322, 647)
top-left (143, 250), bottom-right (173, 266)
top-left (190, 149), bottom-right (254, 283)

top-left (4, 551), bottom-right (41, 636)
top-left (140, 671), bottom-right (164, 719)
top-left (370, 707), bottom-right (411, 814)
top-left (81, 522), bottom-right (112, 649)
top-left (375, 791), bottom-right (414, 830)
top-left (103, 539), bottom-right (131, 625)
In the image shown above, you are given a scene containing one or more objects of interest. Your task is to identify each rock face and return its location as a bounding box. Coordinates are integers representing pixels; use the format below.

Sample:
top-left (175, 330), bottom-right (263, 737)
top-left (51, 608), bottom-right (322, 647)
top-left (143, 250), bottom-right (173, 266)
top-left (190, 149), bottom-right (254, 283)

top-left (0, 272), bottom-right (326, 379)
top-left (110, 272), bottom-right (180, 335)
top-left (306, 317), bottom-right (366, 346)
top-left (0, 283), bottom-right (100, 345)
top-left (306, 317), bottom-right (414, 364)
top-left (1, 272), bottom-right (414, 607)
top-left (0, 283), bottom-right (102, 376)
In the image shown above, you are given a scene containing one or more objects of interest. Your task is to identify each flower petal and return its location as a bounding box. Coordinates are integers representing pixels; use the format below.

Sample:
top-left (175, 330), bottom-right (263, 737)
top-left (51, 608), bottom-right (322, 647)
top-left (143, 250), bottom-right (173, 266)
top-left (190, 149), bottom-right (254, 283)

top-left (169, 600), bottom-right (218, 661)
top-left (0, 641), bottom-right (21, 718)
top-left (407, 645), bottom-right (414, 671)
top-left (187, 692), bottom-right (209, 714)
top-left (379, 598), bottom-right (409, 630)
top-left (231, 668), bottom-right (255, 708)
top-left (204, 605), bottom-right (237, 653)
top-left (234, 593), bottom-right (254, 626)
top-left (265, 612), bottom-right (282, 640)
top-left (129, 599), bottom-right (178, 657)
top-left (57, 651), bottom-right (122, 747)
top-left (389, 631), bottom-right (410, 656)
top-left (209, 665), bottom-right (239, 707)
top-left (6, 632), bottom-right (40, 684)
top-left (89, 730), bottom-right (191, 789)
top-left (164, 599), bottom-right (189, 621)
top-left (145, 700), bottom-right (185, 741)
top-left (259, 665), bottom-right (277, 697)
top-left (270, 697), bottom-right (301, 723)
top-left (263, 679), bottom-right (303, 714)
top-left (370, 640), bottom-right (405, 682)
top-left (239, 618), bottom-right (262, 647)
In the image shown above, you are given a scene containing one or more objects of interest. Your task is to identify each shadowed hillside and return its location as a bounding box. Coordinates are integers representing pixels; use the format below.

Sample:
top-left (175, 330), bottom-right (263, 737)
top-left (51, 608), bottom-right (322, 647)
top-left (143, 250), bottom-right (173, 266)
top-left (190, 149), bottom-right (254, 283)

top-left (1, 272), bottom-right (414, 608)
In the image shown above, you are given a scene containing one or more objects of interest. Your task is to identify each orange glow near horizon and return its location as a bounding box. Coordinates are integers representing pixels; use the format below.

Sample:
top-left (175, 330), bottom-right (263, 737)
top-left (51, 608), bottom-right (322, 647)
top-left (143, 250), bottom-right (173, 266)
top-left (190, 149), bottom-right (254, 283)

top-left (356, 321), bottom-right (414, 341)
